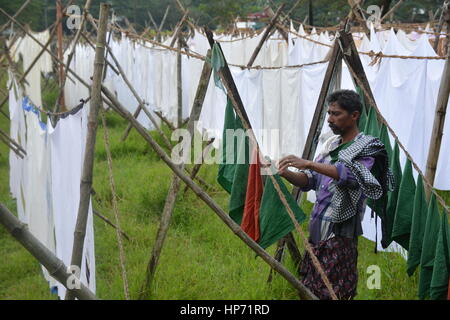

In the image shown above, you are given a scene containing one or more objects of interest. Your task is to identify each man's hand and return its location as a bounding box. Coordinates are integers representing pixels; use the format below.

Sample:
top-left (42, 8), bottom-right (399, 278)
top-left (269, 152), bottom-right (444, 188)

top-left (277, 155), bottom-right (312, 177)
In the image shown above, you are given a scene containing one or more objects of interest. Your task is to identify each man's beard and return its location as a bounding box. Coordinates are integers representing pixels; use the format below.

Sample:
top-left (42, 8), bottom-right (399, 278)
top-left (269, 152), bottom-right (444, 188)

top-left (329, 125), bottom-right (343, 135)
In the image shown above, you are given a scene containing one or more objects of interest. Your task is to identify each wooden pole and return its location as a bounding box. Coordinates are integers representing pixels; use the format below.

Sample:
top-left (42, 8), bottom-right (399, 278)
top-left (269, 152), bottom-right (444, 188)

top-left (434, 1), bottom-right (449, 54)
top-left (177, 35), bottom-right (183, 128)
top-left (54, 0), bottom-right (93, 114)
top-left (154, 110), bottom-right (176, 131)
top-left (147, 10), bottom-right (159, 30)
top-left (0, 0), bottom-right (32, 34)
top-left (65, 2), bottom-right (110, 301)
top-left (0, 204), bottom-right (98, 300)
top-left (247, 4), bottom-right (286, 68)
top-left (100, 85), bottom-right (318, 300)
top-left (0, 5), bottom-right (69, 113)
top-left (157, 6), bottom-right (171, 41)
top-left (183, 138), bottom-right (215, 194)
top-left (170, 11), bottom-right (189, 48)
top-left (425, 3), bottom-right (450, 199)
top-left (93, 209), bottom-right (131, 241)
top-left (56, 0), bottom-right (66, 111)
top-left (139, 167), bottom-right (183, 300)
top-left (380, 0), bottom-right (405, 23)
top-left (81, 20), bottom-right (171, 149)
top-left (139, 50), bottom-right (213, 300)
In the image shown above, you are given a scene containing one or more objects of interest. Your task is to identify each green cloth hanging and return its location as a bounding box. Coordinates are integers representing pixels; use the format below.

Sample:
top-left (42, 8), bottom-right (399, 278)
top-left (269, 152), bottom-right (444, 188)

top-left (364, 106), bottom-right (381, 138)
top-left (391, 159), bottom-right (416, 250)
top-left (430, 209), bottom-right (450, 300)
top-left (211, 42), bottom-right (225, 92)
top-left (228, 120), bottom-right (250, 225)
top-left (217, 99), bottom-right (239, 194)
top-left (217, 97), bottom-right (251, 225)
top-left (407, 175), bottom-right (428, 277)
top-left (379, 124), bottom-right (392, 160)
top-left (381, 142), bottom-right (402, 249)
top-left (356, 86), bottom-right (368, 132)
top-left (418, 193), bottom-right (440, 300)
top-left (258, 173), bottom-right (306, 249)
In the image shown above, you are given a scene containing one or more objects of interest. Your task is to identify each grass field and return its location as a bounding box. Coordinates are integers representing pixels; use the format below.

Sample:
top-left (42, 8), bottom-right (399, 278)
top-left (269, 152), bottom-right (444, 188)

top-left (1, 79), bottom-right (447, 300)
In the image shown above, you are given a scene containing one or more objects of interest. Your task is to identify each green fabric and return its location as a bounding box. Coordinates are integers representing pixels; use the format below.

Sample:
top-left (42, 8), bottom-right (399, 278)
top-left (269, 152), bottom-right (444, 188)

top-left (217, 98), bottom-right (251, 225)
top-left (391, 159), bottom-right (416, 250)
top-left (217, 99), bottom-right (239, 194)
top-left (329, 140), bottom-right (355, 164)
top-left (356, 86), bottom-right (368, 132)
top-left (356, 86), bottom-right (368, 130)
top-left (418, 193), bottom-right (440, 299)
top-left (364, 106), bottom-right (380, 138)
top-left (407, 176), bottom-right (428, 277)
top-left (211, 43), bottom-right (225, 92)
top-left (228, 118), bottom-right (250, 225)
top-left (381, 142), bottom-right (402, 248)
top-left (430, 209), bottom-right (450, 300)
top-left (258, 173), bottom-right (306, 249)
top-left (379, 124), bottom-right (392, 160)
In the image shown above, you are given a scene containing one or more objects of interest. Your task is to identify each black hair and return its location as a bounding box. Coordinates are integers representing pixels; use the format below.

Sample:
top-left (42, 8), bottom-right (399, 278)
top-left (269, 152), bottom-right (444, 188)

top-left (326, 89), bottom-right (362, 119)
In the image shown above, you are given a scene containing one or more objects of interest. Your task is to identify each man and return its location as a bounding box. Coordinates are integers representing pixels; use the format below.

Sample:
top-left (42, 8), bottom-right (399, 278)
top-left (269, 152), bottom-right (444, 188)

top-left (278, 89), bottom-right (393, 300)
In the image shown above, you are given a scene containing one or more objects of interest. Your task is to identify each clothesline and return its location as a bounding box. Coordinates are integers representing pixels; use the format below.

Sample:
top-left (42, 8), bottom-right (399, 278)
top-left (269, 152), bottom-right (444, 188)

top-left (279, 24), bottom-right (447, 60)
top-left (89, 14), bottom-right (446, 72)
top-left (117, 26), bottom-right (330, 70)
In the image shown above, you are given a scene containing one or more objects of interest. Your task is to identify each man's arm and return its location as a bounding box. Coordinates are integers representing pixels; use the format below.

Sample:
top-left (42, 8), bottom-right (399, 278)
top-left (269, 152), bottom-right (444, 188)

top-left (279, 169), bottom-right (310, 188)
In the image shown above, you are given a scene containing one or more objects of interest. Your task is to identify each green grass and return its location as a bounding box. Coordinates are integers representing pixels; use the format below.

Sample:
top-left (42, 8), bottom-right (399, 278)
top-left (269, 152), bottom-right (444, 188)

top-left (1, 80), bottom-right (448, 300)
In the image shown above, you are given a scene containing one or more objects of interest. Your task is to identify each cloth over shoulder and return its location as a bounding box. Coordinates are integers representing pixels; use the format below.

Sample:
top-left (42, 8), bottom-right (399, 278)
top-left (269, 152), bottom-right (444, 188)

top-left (331, 134), bottom-right (395, 223)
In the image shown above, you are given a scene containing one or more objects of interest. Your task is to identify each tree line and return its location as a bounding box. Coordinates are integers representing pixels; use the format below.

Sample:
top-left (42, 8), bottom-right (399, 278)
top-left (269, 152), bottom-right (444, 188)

top-left (0, 0), bottom-right (445, 33)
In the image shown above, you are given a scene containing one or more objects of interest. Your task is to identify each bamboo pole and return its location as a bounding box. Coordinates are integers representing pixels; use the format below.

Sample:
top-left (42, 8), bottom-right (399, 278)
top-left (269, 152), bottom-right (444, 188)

top-left (183, 139), bottom-right (215, 195)
top-left (0, 203), bottom-right (98, 300)
top-left (347, 0), bottom-right (370, 36)
top-left (65, 2), bottom-right (110, 301)
top-left (53, 0), bottom-right (93, 114)
top-left (79, 32), bottom-right (119, 75)
top-left (0, 127), bottom-right (26, 158)
top-left (157, 6), bottom-right (171, 41)
top-left (0, 0), bottom-right (32, 34)
top-left (81, 19), bottom-right (171, 149)
top-left (0, 1), bottom-right (76, 113)
top-left (170, 11), bottom-right (189, 48)
top-left (177, 36), bottom-right (183, 128)
top-left (139, 166), bottom-right (183, 300)
top-left (247, 4), bottom-right (286, 68)
top-left (187, 49), bottom-right (212, 137)
top-left (154, 110), bottom-right (176, 131)
top-left (380, 0), bottom-right (405, 23)
top-left (147, 10), bottom-right (159, 30)
top-left (139, 51), bottom-right (214, 300)
top-left (56, 0), bottom-right (65, 111)
top-left (100, 85), bottom-right (318, 300)
top-left (93, 209), bottom-right (131, 241)
top-left (434, 1), bottom-right (449, 54)
top-left (425, 3), bottom-right (450, 199)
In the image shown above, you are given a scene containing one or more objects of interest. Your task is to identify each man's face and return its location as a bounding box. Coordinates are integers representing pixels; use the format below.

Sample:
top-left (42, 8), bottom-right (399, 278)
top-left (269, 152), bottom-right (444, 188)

top-left (327, 102), bottom-right (359, 136)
